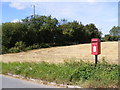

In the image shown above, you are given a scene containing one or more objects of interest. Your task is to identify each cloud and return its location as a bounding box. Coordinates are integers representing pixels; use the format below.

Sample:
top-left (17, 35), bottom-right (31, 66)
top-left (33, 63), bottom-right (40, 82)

top-left (9, 2), bottom-right (28, 10)
top-left (11, 19), bottom-right (22, 23)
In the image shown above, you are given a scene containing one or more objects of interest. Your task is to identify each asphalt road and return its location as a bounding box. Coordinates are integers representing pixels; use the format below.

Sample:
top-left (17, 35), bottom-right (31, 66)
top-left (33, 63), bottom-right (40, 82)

top-left (1, 75), bottom-right (57, 88)
top-left (1, 75), bottom-right (90, 90)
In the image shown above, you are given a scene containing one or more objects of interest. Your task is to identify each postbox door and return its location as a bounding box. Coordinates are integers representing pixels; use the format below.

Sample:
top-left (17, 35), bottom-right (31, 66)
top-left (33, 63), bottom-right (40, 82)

top-left (92, 42), bottom-right (98, 55)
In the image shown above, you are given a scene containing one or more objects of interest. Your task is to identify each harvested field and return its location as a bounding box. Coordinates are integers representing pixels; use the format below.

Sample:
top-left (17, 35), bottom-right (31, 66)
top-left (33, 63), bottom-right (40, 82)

top-left (1, 42), bottom-right (118, 64)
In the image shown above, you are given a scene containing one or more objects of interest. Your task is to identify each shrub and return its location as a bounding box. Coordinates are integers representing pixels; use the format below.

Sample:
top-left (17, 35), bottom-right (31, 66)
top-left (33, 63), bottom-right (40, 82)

top-left (2, 61), bottom-right (118, 88)
top-left (2, 46), bottom-right (8, 54)
top-left (31, 44), bottom-right (40, 49)
top-left (15, 41), bottom-right (26, 51)
top-left (70, 64), bottom-right (95, 81)
top-left (8, 47), bottom-right (20, 53)
top-left (24, 46), bottom-right (32, 51)
top-left (40, 43), bottom-right (50, 48)
top-left (25, 44), bottom-right (40, 51)
top-left (8, 41), bottom-right (26, 53)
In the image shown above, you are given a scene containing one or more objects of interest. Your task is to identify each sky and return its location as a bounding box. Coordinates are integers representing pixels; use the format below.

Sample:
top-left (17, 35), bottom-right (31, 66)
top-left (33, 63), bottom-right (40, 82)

top-left (1, 0), bottom-right (119, 36)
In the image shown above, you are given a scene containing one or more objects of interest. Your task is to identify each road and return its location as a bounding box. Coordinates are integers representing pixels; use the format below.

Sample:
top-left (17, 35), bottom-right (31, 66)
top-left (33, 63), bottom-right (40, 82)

top-left (1, 75), bottom-right (57, 88)
top-left (1, 75), bottom-right (88, 90)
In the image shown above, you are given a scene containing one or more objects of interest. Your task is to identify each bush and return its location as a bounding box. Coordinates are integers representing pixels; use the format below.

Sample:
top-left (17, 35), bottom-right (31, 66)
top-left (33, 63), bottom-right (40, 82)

top-left (25, 44), bottom-right (40, 51)
top-left (31, 44), bottom-right (40, 49)
top-left (70, 64), bottom-right (95, 81)
top-left (40, 43), bottom-right (50, 48)
top-left (2, 46), bottom-right (8, 54)
top-left (104, 34), bottom-right (119, 41)
top-left (8, 47), bottom-right (21, 53)
top-left (24, 46), bottom-right (32, 51)
top-left (8, 43), bottom-right (50, 53)
top-left (15, 41), bottom-right (26, 51)
top-left (8, 41), bottom-right (26, 53)
top-left (2, 61), bottom-right (118, 88)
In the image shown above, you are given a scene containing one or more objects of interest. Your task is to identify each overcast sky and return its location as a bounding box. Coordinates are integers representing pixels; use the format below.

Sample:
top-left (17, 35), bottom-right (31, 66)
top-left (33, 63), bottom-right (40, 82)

top-left (1, 0), bottom-right (119, 36)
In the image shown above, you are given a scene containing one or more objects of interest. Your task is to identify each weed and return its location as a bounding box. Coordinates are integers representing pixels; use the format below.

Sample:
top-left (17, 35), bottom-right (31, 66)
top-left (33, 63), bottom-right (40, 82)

top-left (1, 61), bottom-right (119, 88)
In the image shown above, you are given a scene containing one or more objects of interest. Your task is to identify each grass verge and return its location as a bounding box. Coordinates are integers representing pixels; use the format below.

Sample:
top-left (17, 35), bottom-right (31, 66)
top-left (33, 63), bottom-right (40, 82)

top-left (1, 60), bottom-right (119, 88)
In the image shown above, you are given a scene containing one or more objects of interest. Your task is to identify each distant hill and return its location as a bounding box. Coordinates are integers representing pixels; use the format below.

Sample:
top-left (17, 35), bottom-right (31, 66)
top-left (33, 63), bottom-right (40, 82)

top-left (1, 42), bottom-right (118, 64)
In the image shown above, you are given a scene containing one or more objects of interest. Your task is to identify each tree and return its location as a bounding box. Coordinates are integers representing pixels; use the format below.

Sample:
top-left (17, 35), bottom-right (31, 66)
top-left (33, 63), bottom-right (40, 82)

top-left (104, 34), bottom-right (111, 41)
top-left (22, 15), bottom-right (59, 45)
top-left (2, 23), bottom-right (14, 48)
top-left (83, 23), bottom-right (102, 42)
top-left (0, 24), bottom-right (2, 54)
top-left (2, 15), bottom-right (102, 53)
top-left (109, 26), bottom-right (120, 36)
top-left (59, 21), bottom-right (80, 43)
top-left (103, 26), bottom-right (120, 41)
top-left (71, 22), bottom-right (85, 43)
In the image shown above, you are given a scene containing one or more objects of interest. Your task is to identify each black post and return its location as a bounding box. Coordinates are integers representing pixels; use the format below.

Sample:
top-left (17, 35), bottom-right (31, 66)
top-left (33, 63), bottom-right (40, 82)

top-left (95, 55), bottom-right (98, 67)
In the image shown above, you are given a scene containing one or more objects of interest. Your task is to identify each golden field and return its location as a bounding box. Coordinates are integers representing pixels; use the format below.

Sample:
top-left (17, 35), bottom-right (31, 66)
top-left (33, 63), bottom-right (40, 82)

top-left (1, 42), bottom-right (118, 64)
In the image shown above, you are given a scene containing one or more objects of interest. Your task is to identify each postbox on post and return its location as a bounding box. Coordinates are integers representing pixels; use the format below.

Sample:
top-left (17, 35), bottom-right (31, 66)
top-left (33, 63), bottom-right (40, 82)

top-left (91, 38), bottom-right (101, 66)
top-left (91, 38), bottom-right (101, 55)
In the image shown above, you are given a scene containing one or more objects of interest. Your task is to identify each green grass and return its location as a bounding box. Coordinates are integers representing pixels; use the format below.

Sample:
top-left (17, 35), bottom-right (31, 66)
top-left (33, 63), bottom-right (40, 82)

top-left (1, 60), bottom-right (119, 88)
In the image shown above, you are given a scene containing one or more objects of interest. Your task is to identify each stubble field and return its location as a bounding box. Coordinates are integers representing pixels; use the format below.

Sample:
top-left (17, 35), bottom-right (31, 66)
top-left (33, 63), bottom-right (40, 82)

top-left (1, 42), bottom-right (118, 64)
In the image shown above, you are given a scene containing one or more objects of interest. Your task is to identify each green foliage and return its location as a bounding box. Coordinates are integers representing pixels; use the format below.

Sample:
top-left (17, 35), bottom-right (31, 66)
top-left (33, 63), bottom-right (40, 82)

top-left (103, 26), bottom-right (120, 41)
top-left (104, 34), bottom-right (111, 41)
top-left (15, 41), bottom-right (26, 50)
top-left (70, 64), bottom-right (95, 81)
top-left (2, 15), bottom-right (102, 53)
top-left (2, 61), bottom-right (118, 88)
top-left (84, 23), bottom-right (102, 39)
top-left (24, 46), bottom-right (33, 51)
top-left (40, 43), bottom-right (50, 48)
top-left (25, 44), bottom-right (40, 51)
top-left (2, 46), bottom-right (8, 54)
top-left (104, 34), bottom-right (119, 41)
top-left (0, 24), bottom-right (2, 54)
top-left (8, 41), bottom-right (26, 53)
top-left (8, 47), bottom-right (20, 53)
top-left (2, 23), bottom-right (28, 48)
top-left (109, 26), bottom-right (120, 36)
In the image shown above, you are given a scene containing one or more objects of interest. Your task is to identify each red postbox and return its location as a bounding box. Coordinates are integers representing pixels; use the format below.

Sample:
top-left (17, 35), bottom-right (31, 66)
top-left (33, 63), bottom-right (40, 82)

top-left (91, 38), bottom-right (101, 55)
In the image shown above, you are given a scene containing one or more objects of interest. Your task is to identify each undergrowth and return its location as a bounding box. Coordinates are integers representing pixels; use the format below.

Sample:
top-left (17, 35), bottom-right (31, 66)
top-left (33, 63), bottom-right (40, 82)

top-left (1, 60), bottom-right (119, 88)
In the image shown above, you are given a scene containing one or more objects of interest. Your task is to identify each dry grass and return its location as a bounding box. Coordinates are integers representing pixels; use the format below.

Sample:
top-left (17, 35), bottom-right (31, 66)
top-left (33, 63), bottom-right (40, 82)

top-left (1, 41), bottom-right (118, 64)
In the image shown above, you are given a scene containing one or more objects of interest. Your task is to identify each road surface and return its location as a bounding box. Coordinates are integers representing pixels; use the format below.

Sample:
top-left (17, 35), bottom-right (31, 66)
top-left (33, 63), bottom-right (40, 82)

top-left (1, 75), bottom-right (88, 90)
top-left (1, 75), bottom-right (57, 88)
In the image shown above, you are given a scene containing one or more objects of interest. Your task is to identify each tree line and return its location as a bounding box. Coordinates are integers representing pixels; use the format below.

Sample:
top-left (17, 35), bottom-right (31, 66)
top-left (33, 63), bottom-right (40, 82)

top-left (103, 26), bottom-right (120, 41)
top-left (2, 15), bottom-right (118, 54)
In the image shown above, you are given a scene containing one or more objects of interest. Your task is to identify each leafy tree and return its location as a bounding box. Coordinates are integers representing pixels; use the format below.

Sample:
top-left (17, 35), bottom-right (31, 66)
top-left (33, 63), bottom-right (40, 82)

top-left (71, 22), bottom-right (85, 43)
top-left (60, 18), bottom-right (68, 25)
top-left (104, 34), bottom-right (111, 41)
top-left (2, 23), bottom-right (14, 48)
top-left (2, 22), bottom-right (28, 48)
top-left (0, 24), bottom-right (2, 54)
top-left (103, 26), bottom-right (120, 41)
top-left (2, 15), bottom-right (102, 53)
top-left (22, 15), bottom-right (59, 45)
top-left (84, 23), bottom-right (102, 39)
top-left (109, 26), bottom-right (120, 36)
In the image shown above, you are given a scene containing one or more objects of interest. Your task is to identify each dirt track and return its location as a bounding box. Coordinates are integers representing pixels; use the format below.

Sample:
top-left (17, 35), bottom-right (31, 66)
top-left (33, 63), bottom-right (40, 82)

top-left (1, 42), bottom-right (118, 64)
